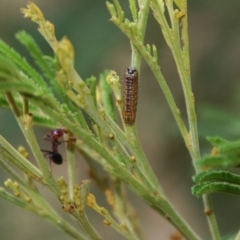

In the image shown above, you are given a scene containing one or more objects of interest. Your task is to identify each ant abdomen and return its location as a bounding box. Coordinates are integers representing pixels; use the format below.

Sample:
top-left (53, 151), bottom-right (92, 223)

top-left (41, 149), bottom-right (63, 165)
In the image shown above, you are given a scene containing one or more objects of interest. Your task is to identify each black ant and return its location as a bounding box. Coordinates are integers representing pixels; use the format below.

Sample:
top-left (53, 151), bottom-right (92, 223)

top-left (41, 128), bottom-right (67, 165)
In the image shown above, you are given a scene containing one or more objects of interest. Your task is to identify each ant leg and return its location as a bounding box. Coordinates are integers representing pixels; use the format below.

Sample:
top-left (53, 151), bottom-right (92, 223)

top-left (41, 149), bottom-right (51, 154)
top-left (43, 134), bottom-right (52, 141)
top-left (43, 135), bottom-right (63, 144)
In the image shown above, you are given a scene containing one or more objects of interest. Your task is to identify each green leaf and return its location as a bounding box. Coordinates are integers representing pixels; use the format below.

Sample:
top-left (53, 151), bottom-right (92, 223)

top-left (206, 136), bottom-right (230, 146)
top-left (15, 31), bottom-right (55, 81)
top-left (15, 31), bottom-right (65, 99)
top-left (129, 0), bottom-right (138, 22)
top-left (113, 0), bottom-right (124, 22)
top-left (193, 170), bottom-right (240, 185)
top-left (0, 39), bottom-right (47, 89)
top-left (192, 181), bottom-right (240, 197)
top-left (207, 136), bottom-right (240, 154)
top-left (198, 136), bottom-right (240, 168)
top-left (197, 154), bottom-right (240, 168)
top-left (99, 70), bottom-right (116, 122)
top-left (86, 75), bottom-right (97, 107)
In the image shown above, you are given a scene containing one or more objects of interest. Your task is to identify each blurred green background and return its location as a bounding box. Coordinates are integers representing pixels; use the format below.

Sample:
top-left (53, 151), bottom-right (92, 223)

top-left (1, 1), bottom-right (240, 239)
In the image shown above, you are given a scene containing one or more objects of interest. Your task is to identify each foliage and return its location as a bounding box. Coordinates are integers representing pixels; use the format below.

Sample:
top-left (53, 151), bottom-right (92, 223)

top-left (0, 1), bottom-right (240, 240)
top-left (192, 137), bottom-right (240, 199)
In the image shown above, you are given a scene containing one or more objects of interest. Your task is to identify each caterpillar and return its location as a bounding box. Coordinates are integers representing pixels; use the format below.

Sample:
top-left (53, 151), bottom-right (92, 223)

top-left (122, 67), bottom-right (138, 125)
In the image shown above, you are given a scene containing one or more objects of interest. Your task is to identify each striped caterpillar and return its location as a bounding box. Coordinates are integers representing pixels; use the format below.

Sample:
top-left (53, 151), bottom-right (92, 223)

top-left (122, 67), bottom-right (138, 125)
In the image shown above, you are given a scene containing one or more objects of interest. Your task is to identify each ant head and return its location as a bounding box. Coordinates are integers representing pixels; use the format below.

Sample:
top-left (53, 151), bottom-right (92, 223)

top-left (51, 128), bottom-right (67, 141)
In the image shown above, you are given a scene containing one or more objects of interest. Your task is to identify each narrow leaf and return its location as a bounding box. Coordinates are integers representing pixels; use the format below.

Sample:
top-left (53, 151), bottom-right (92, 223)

top-left (192, 182), bottom-right (240, 197)
top-left (129, 0), bottom-right (138, 22)
top-left (193, 170), bottom-right (240, 185)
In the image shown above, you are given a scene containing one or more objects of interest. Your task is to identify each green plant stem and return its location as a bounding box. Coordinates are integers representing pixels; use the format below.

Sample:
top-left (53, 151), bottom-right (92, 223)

top-left (0, 159), bottom-right (28, 186)
top-left (47, 214), bottom-right (88, 240)
top-left (153, 198), bottom-right (200, 240)
top-left (0, 136), bottom-right (42, 179)
top-left (130, 0), bottom-right (150, 70)
top-left (72, 213), bottom-right (101, 240)
top-left (202, 195), bottom-right (221, 240)
top-left (89, 194), bottom-right (139, 240)
top-left (38, 200), bottom-right (88, 240)
top-left (105, 115), bottom-right (156, 191)
top-left (67, 143), bottom-right (76, 200)
top-left (113, 179), bottom-right (142, 238)
top-left (26, 182), bottom-right (89, 240)
top-left (73, 180), bottom-right (102, 240)
top-left (22, 95), bottom-right (29, 114)
top-left (5, 92), bottom-right (21, 116)
top-left (234, 230), bottom-right (240, 240)
top-left (136, 0), bottom-right (150, 39)
top-left (125, 125), bottom-right (162, 191)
